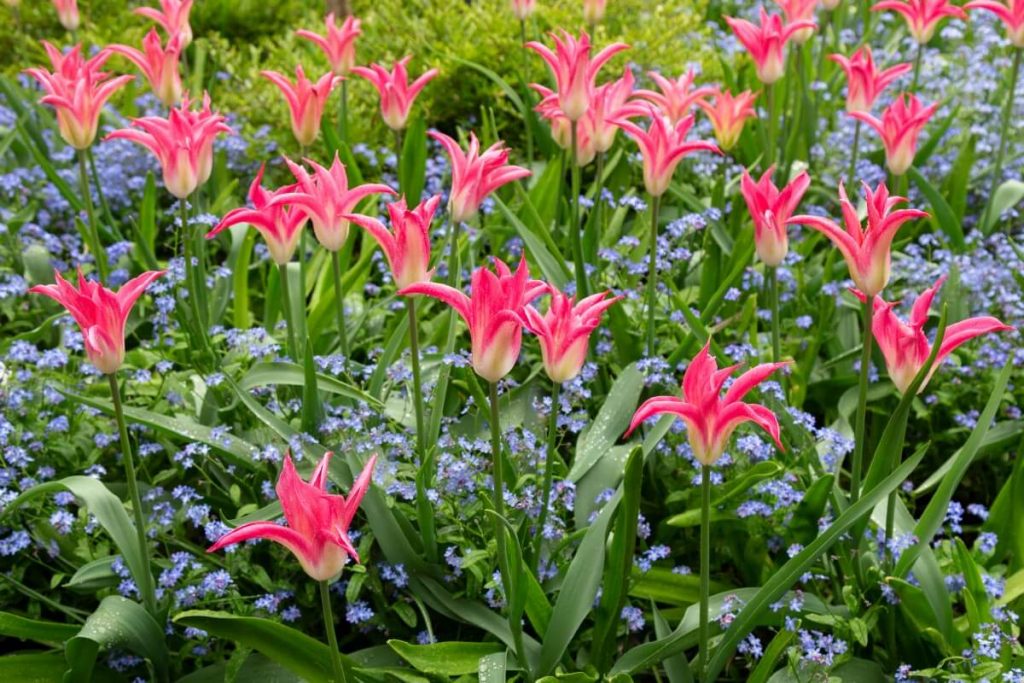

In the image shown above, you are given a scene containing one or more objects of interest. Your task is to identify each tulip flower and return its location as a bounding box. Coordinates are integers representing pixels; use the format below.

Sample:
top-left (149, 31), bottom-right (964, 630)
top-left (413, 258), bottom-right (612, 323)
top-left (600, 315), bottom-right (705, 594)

top-left (345, 195), bottom-right (442, 290)
top-left (740, 166), bottom-right (811, 267)
top-left (351, 57), bottom-right (438, 131)
top-left (822, 0), bottom-right (842, 8)
top-left (209, 451), bottom-right (375, 580)
top-left (107, 92), bottom-right (232, 199)
top-left (634, 69), bottom-right (714, 125)
top-left (582, 68), bottom-right (645, 155)
top-left (790, 182), bottom-right (927, 297)
top-left (830, 47), bottom-right (913, 114)
top-left (430, 131), bottom-right (532, 224)
top-left (850, 93), bottom-right (938, 176)
top-left (583, 0), bottom-right (608, 24)
top-left (872, 0), bottom-right (967, 43)
top-left (262, 66), bottom-right (338, 149)
top-left (296, 13), bottom-right (361, 76)
top-left (725, 8), bottom-right (816, 84)
top-left (510, 0), bottom-right (536, 20)
top-left (520, 287), bottom-right (620, 384)
top-left (29, 269), bottom-right (164, 374)
top-left (134, 0), bottom-right (194, 47)
top-left (400, 257), bottom-right (546, 383)
top-left (52, 0), bottom-right (79, 31)
top-left (532, 84), bottom-right (573, 149)
top-left (775, 0), bottom-right (819, 42)
top-left (526, 30), bottom-right (629, 121)
top-left (109, 29), bottom-right (183, 107)
top-left (966, 0), bottom-right (1024, 45)
top-left (25, 43), bottom-right (134, 151)
top-left (852, 277), bottom-right (1013, 394)
top-left (697, 88), bottom-right (759, 151)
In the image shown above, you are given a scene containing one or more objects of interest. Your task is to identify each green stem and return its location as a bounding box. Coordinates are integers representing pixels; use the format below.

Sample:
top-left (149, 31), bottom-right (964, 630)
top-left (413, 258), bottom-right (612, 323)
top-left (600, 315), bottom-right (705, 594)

top-left (981, 47), bottom-right (1022, 233)
top-left (910, 42), bottom-right (924, 92)
top-left (765, 83), bottom-right (777, 168)
top-left (338, 79), bottom-right (349, 144)
top-left (519, 19), bottom-right (534, 168)
top-left (408, 298), bottom-right (435, 561)
top-left (698, 463), bottom-right (711, 681)
top-left (767, 266), bottom-right (781, 363)
top-left (108, 374), bottom-right (156, 615)
top-left (645, 193), bottom-right (661, 357)
top-left (394, 129), bottom-right (404, 194)
top-left (278, 262), bottom-right (299, 360)
top-left (330, 250), bottom-right (349, 357)
top-left (77, 151), bottom-right (108, 282)
top-left (88, 149), bottom-right (119, 242)
top-left (533, 381), bottom-right (561, 575)
top-left (851, 293), bottom-right (874, 503)
top-left (848, 119), bottom-right (862, 185)
top-left (569, 122), bottom-right (587, 297)
top-left (319, 580), bottom-right (348, 683)
top-left (593, 151), bottom-right (606, 265)
top-left (181, 197), bottom-right (209, 351)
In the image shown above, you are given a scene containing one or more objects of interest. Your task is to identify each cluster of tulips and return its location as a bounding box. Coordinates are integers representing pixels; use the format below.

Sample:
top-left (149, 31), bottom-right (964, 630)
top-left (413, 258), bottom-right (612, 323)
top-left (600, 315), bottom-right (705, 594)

top-left (16, 0), bottom-right (1022, 679)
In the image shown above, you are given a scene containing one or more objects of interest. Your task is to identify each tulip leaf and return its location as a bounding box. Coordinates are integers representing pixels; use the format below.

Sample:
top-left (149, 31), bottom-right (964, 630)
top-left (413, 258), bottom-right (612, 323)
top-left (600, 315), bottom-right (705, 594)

top-left (240, 362), bottom-right (382, 407)
top-left (982, 179), bottom-right (1024, 234)
top-left (399, 116), bottom-right (427, 202)
top-left (64, 596), bottom-right (169, 683)
top-left (0, 653), bottom-right (118, 683)
top-left (0, 611), bottom-right (79, 645)
top-left (907, 167), bottom-right (964, 251)
top-left (493, 196), bottom-right (570, 289)
top-left (387, 640), bottom-right (505, 676)
top-left (570, 363), bottom-right (643, 483)
top-left (301, 340), bottom-right (325, 433)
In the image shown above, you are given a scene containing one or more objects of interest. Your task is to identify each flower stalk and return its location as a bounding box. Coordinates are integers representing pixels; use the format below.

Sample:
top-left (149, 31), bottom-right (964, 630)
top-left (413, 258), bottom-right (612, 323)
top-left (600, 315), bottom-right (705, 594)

top-left (77, 151), bottom-right (108, 282)
top-left (851, 293), bottom-right (874, 502)
top-left (570, 122), bottom-right (587, 297)
top-left (319, 580), bottom-right (349, 683)
top-left (330, 250), bottom-right (349, 357)
top-left (533, 381), bottom-right (560, 574)
top-left (646, 193), bottom-right (661, 357)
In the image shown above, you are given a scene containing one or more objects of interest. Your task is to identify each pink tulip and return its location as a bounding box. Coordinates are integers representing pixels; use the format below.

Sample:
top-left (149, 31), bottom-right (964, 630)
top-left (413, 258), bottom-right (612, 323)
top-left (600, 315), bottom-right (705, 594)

top-left (725, 8), bottom-right (816, 84)
top-left (209, 452), bottom-right (376, 581)
top-left (25, 43), bottom-right (134, 150)
top-left (109, 29), bottom-right (183, 107)
top-left (29, 269), bottom-right (164, 374)
top-left (634, 69), bottom-right (714, 125)
top-left (430, 131), bottom-right (532, 224)
top-left (583, 68), bottom-right (646, 155)
top-left (789, 182), bottom-right (928, 297)
top-left (872, 0), bottom-right (967, 42)
top-left (52, 0), bottom-right (79, 31)
top-left (296, 13), bottom-right (362, 76)
top-left (830, 47), bottom-right (913, 114)
top-left (351, 57), bottom-right (438, 131)
top-left (262, 66), bottom-right (339, 148)
top-left (852, 276), bottom-right (1013, 393)
top-left (519, 287), bottom-right (620, 383)
top-left (849, 93), bottom-right (938, 176)
top-left (696, 88), bottom-right (759, 151)
top-left (613, 106), bottom-right (721, 197)
top-left (134, 0), bottom-right (194, 47)
top-left (510, 0), bottom-right (537, 20)
top-left (276, 154), bottom-right (396, 252)
top-left (206, 165), bottom-right (307, 266)
top-left (822, 0), bottom-right (843, 9)
top-left (107, 92), bottom-right (231, 199)
top-left (400, 257), bottom-right (547, 383)
top-left (775, 0), bottom-right (819, 42)
top-left (583, 0), bottom-right (608, 24)
top-left (625, 340), bottom-right (789, 465)
top-left (532, 84), bottom-right (573, 149)
top-left (965, 0), bottom-right (1024, 46)
top-left (344, 195), bottom-right (442, 289)
top-left (526, 30), bottom-right (629, 121)
top-left (740, 166), bottom-right (811, 267)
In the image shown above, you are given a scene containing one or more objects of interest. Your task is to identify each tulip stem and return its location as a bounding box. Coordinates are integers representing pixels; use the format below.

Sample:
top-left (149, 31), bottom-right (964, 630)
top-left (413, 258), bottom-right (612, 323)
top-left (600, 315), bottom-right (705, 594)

top-left (180, 197), bottom-right (209, 354)
top-left (108, 373), bottom-right (156, 615)
top-left (77, 151), bottom-right (109, 283)
top-left (645, 193), bottom-right (661, 357)
top-left (319, 580), bottom-right (348, 683)
top-left (569, 122), bottom-right (588, 297)
top-left (519, 19), bottom-right (535, 168)
top-left (533, 381), bottom-right (560, 576)
top-left (851, 293), bottom-right (874, 503)
top-left (338, 79), bottom-right (349, 144)
top-left (910, 42), bottom-right (924, 92)
top-left (277, 262), bottom-right (300, 361)
top-left (981, 47), bottom-right (1022, 233)
top-left (848, 119), bottom-right (861, 185)
top-left (765, 83), bottom-right (776, 168)
top-left (698, 463), bottom-right (711, 681)
top-left (767, 266), bottom-right (781, 363)
top-left (408, 298), bottom-right (436, 561)
top-left (330, 250), bottom-right (349, 357)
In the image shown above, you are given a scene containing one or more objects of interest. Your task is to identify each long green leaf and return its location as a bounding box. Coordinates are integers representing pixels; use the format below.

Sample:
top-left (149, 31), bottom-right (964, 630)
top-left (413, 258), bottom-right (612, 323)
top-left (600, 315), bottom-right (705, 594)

top-left (64, 597), bottom-right (168, 683)
top-left (239, 362), bottom-right (382, 407)
top-left (983, 179), bottom-right (1024, 234)
top-left (493, 196), bottom-right (570, 288)
top-left (399, 117), bottom-right (427, 202)
top-left (388, 640), bottom-right (504, 676)
top-left (0, 611), bottom-right (79, 645)
top-left (908, 167), bottom-right (964, 251)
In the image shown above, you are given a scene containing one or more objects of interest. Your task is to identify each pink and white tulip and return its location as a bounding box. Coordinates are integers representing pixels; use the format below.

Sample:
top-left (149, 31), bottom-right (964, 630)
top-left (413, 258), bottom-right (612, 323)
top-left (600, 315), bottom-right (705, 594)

top-left (209, 452), bottom-right (376, 581)
top-left (583, 0), bottom-right (608, 24)
top-left (965, 0), bottom-right (1024, 46)
top-left (430, 131), bottom-right (532, 224)
top-left (25, 43), bottom-right (134, 150)
top-left (852, 276), bottom-right (1013, 393)
top-left (277, 154), bottom-right (396, 252)
top-left (52, 0), bottom-right (79, 31)
top-left (850, 93), bottom-right (938, 176)
top-left (134, 0), bottom-right (194, 47)
top-left (351, 57), bottom-right (438, 131)
top-left (740, 166), bottom-right (811, 267)
top-left (296, 13), bottom-right (362, 76)
top-left (29, 269), bottom-right (164, 374)
top-left (519, 288), bottom-right (620, 383)
top-left (510, 0), bottom-right (537, 20)
top-left (697, 88), bottom-right (759, 151)
top-left (790, 182), bottom-right (928, 297)
top-left (625, 340), bottom-right (789, 465)
top-left (109, 29), bottom-right (183, 107)
top-left (532, 84), bottom-right (573, 149)
top-left (725, 8), bottom-right (816, 84)
top-left (107, 92), bottom-right (231, 199)
top-left (872, 0), bottom-right (967, 43)
top-left (526, 30), bottom-right (629, 121)
top-left (344, 195), bottom-right (442, 289)
top-left (830, 47), bottom-right (913, 114)
top-left (400, 258), bottom-right (547, 383)
top-left (775, 0), bottom-right (819, 42)
top-left (583, 68), bottom-right (645, 155)
top-left (634, 69), bottom-right (714, 125)
top-left (262, 66), bottom-right (339, 148)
